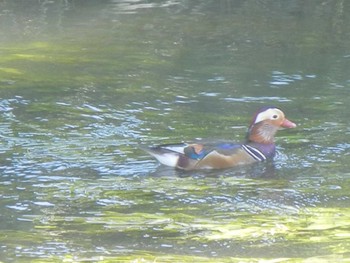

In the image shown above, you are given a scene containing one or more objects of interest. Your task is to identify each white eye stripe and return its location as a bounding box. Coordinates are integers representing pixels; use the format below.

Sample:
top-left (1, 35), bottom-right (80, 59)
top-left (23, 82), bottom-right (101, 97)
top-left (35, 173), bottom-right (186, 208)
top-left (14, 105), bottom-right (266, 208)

top-left (254, 108), bottom-right (283, 124)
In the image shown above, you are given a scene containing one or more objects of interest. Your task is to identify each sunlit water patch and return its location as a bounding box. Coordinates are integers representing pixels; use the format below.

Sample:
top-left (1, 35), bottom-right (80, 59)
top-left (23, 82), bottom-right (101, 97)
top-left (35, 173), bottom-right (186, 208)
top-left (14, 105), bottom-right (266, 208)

top-left (1, 175), bottom-right (348, 261)
top-left (269, 71), bottom-right (305, 86)
top-left (109, 0), bottom-right (181, 14)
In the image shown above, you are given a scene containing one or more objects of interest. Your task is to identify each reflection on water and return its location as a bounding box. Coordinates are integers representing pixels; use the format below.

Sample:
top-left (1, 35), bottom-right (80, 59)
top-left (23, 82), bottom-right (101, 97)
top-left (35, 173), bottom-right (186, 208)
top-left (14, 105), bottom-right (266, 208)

top-left (110, 0), bottom-right (180, 14)
top-left (0, 0), bottom-right (350, 262)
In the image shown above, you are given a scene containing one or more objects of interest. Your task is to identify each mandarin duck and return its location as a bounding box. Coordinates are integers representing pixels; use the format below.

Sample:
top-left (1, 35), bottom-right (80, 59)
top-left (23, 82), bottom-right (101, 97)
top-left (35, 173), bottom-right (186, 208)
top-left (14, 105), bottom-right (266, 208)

top-left (144, 106), bottom-right (296, 170)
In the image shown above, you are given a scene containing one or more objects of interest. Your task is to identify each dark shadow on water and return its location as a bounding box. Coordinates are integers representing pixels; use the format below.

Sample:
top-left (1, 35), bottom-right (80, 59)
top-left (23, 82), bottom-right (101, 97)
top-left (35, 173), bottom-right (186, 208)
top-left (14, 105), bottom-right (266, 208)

top-left (147, 160), bottom-right (278, 179)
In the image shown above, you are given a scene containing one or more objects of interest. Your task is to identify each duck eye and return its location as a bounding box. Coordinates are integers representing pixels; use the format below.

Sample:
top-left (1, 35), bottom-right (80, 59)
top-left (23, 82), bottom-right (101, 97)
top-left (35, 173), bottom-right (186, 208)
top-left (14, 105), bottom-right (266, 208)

top-left (272, 114), bottom-right (278, 119)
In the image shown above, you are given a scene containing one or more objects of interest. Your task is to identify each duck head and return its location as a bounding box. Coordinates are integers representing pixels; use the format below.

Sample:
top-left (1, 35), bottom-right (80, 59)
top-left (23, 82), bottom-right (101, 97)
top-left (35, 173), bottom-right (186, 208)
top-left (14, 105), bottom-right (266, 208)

top-left (247, 107), bottom-right (296, 144)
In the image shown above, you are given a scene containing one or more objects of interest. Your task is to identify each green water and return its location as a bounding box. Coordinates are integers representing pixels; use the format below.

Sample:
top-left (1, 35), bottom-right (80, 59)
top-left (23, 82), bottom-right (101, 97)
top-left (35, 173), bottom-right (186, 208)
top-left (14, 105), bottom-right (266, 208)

top-left (0, 0), bottom-right (350, 262)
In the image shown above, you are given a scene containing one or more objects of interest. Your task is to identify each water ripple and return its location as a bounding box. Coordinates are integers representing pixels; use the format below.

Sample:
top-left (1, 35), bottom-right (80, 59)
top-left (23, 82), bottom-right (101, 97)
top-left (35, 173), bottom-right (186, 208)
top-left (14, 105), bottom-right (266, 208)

top-left (223, 96), bottom-right (291, 102)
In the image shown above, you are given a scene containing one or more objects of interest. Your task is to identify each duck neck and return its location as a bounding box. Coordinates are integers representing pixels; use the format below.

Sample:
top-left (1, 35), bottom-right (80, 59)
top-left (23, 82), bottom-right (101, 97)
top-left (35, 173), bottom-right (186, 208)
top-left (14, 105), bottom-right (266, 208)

top-left (246, 122), bottom-right (278, 144)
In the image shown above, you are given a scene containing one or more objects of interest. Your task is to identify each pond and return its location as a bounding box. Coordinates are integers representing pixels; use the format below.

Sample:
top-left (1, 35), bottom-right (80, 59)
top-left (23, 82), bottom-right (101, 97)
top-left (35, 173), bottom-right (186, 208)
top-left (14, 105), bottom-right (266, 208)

top-left (0, 0), bottom-right (350, 262)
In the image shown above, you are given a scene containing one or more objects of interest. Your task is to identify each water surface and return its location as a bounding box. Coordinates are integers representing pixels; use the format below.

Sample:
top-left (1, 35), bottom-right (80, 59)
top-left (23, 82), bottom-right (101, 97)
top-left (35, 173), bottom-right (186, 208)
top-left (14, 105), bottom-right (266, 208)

top-left (0, 0), bottom-right (350, 262)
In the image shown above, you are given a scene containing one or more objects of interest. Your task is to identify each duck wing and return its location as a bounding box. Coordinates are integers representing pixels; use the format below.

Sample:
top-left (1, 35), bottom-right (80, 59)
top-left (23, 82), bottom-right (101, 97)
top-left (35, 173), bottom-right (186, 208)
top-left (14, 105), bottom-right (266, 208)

top-left (144, 142), bottom-right (255, 170)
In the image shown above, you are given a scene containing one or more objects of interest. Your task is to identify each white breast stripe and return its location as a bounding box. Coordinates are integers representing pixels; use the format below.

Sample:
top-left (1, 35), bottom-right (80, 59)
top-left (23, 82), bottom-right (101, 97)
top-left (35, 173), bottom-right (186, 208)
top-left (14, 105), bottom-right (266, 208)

top-left (242, 145), bottom-right (266, 161)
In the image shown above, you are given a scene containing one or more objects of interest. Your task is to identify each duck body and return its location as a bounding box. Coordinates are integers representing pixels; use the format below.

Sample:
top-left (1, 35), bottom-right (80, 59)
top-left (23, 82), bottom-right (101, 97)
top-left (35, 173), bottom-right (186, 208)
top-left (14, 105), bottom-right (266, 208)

top-left (144, 107), bottom-right (296, 170)
top-left (146, 141), bottom-right (275, 170)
